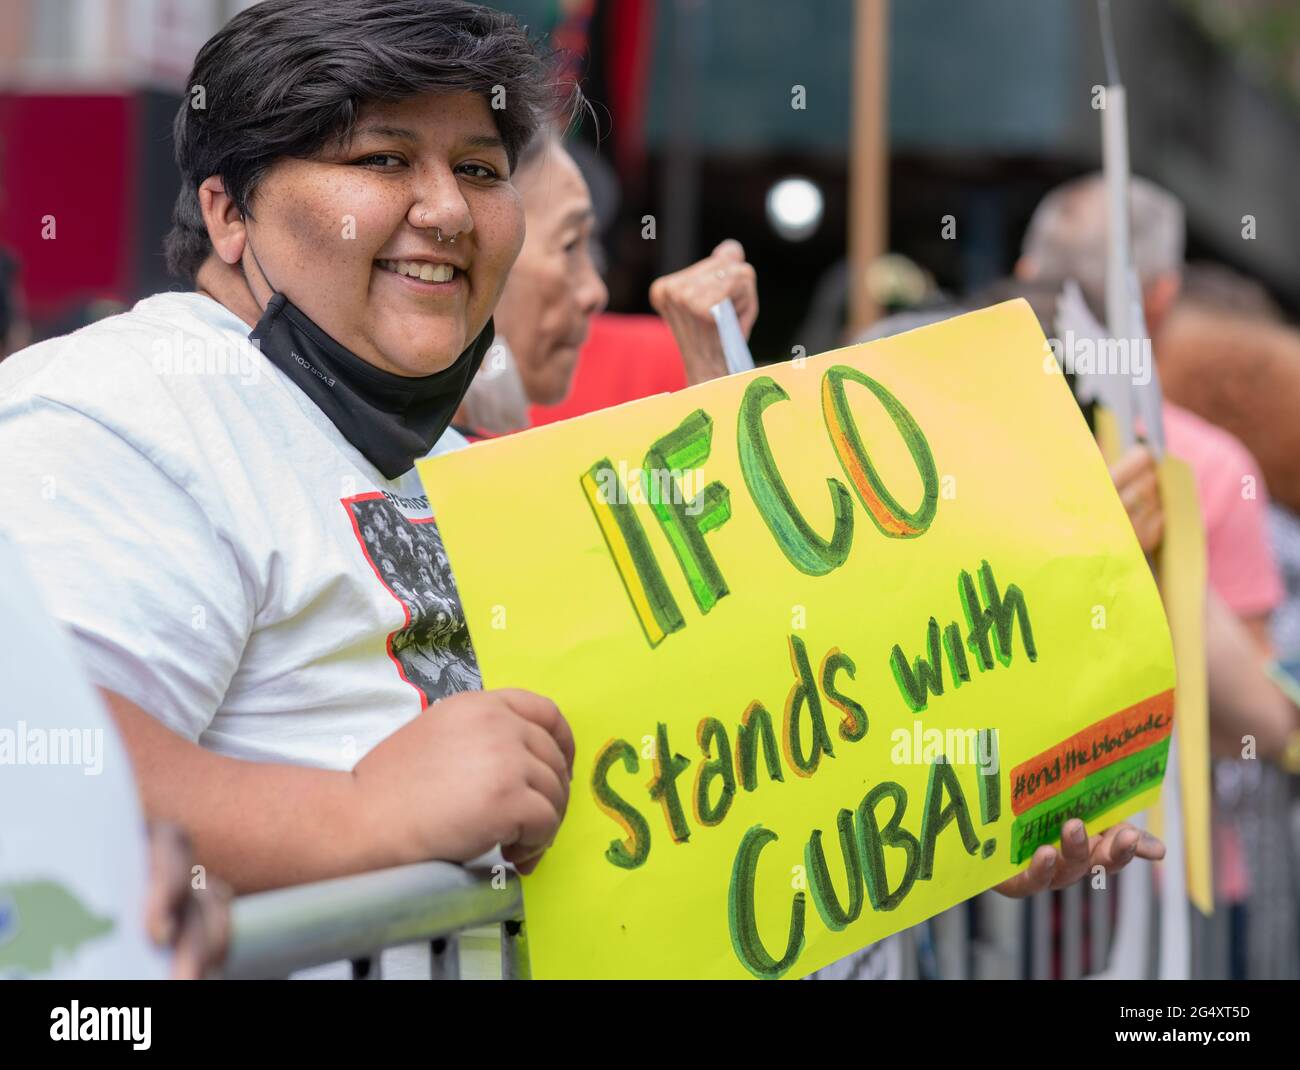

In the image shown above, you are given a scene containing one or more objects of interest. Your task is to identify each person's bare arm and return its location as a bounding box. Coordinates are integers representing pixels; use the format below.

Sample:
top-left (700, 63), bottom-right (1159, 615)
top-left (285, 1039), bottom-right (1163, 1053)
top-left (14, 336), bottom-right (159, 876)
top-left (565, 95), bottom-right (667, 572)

top-left (103, 685), bottom-right (574, 894)
top-left (105, 689), bottom-right (386, 893)
top-left (1204, 594), bottom-right (1296, 761)
top-left (1109, 447), bottom-right (1296, 761)
top-left (1237, 612), bottom-right (1274, 658)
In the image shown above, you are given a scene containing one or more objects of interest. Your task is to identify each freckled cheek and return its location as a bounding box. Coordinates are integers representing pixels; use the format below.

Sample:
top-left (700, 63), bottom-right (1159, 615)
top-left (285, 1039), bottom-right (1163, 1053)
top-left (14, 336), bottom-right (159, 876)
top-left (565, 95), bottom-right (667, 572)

top-left (353, 189), bottom-right (410, 254)
top-left (474, 199), bottom-right (526, 299)
top-left (348, 203), bottom-right (410, 268)
top-left (273, 203), bottom-right (371, 295)
top-left (306, 181), bottom-right (405, 260)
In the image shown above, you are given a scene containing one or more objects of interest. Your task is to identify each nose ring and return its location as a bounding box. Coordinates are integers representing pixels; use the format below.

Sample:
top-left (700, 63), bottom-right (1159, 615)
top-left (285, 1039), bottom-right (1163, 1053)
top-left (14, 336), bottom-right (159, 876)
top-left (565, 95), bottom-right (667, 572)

top-left (434, 226), bottom-right (457, 245)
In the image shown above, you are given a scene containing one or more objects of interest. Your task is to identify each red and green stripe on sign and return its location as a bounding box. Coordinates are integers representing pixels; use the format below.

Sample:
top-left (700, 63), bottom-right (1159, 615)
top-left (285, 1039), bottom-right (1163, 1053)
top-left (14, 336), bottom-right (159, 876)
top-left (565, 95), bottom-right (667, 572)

top-left (1007, 690), bottom-right (1173, 864)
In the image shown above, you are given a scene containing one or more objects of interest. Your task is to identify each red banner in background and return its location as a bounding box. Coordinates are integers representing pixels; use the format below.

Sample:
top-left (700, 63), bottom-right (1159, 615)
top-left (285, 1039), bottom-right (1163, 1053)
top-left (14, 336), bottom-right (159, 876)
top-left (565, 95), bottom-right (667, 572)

top-left (0, 94), bottom-right (137, 322)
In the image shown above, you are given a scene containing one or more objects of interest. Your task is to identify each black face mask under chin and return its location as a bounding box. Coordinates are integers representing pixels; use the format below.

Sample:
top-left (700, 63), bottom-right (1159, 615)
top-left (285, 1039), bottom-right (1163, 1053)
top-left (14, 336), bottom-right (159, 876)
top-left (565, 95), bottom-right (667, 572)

top-left (248, 291), bottom-right (494, 480)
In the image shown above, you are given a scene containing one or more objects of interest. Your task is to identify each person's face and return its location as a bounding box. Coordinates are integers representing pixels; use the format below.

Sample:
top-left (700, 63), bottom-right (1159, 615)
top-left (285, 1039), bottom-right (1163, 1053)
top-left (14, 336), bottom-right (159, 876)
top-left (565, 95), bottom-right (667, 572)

top-left (492, 143), bottom-right (608, 405)
top-left (241, 92), bottom-right (525, 377)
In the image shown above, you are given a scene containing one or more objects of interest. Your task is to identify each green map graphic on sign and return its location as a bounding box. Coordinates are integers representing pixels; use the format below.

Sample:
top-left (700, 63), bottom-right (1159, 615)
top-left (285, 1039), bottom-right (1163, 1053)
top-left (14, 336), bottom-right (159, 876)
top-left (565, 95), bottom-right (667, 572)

top-left (0, 879), bottom-right (115, 977)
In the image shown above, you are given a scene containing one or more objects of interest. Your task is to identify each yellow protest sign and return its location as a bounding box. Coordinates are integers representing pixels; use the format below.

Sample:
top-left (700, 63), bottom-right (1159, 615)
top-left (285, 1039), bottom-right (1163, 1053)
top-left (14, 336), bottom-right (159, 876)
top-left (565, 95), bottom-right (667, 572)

top-left (418, 300), bottom-right (1176, 979)
top-left (1152, 456), bottom-right (1213, 915)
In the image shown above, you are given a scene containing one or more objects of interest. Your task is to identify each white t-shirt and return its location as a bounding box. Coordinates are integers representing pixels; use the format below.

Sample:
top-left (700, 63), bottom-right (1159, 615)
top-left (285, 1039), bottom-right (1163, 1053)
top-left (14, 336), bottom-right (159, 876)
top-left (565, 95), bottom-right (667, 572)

top-left (0, 291), bottom-right (480, 770)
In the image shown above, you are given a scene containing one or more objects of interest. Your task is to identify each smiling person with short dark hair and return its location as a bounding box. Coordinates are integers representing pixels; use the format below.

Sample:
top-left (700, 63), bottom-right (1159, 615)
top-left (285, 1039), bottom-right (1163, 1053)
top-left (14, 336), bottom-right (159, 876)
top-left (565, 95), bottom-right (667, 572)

top-left (0, 0), bottom-right (573, 894)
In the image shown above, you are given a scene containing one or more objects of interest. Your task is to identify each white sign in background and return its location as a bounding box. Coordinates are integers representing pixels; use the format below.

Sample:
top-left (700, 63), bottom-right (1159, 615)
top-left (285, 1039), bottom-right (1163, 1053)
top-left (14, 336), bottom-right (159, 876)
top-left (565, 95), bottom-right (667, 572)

top-left (0, 535), bottom-right (167, 979)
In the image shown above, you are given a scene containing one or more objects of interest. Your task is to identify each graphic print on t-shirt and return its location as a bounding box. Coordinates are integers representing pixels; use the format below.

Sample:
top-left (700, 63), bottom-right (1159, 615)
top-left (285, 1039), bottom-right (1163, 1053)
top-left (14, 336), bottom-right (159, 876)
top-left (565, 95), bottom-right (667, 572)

top-left (343, 492), bottom-right (480, 706)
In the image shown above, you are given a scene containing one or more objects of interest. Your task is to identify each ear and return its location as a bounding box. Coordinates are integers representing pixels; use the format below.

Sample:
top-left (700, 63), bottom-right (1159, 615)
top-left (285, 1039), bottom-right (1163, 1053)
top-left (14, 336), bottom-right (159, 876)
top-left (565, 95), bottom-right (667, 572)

top-left (1144, 271), bottom-right (1182, 335)
top-left (1013, 254), bottom-right (1036, 282)
top-left (197, 176), bottom-right (246, 265)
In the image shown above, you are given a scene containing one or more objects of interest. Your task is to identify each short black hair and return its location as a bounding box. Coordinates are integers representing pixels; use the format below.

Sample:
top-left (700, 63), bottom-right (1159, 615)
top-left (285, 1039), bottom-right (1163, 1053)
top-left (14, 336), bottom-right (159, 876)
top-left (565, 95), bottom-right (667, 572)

top-left (165, 0), bottom-right (555, 285)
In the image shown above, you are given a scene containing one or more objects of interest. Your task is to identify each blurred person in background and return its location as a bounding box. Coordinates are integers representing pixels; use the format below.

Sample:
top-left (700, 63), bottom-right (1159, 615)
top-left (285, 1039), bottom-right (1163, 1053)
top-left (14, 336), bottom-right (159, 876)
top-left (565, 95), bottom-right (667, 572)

top-left (454, 128), bottom-right (759, 438)
top-left (969, 270), bottom-right (1300, 766)
top-left (1016, 173), bottom-right (1284, 655)
top-left (453, 127), bottom-right (611, 436)
top-left (1155, 265), bottom-right (1300, 669)
top-left (1152, 262), bottom-right (1300, 975)
top-left (0, 140), bottom-right (31, 361)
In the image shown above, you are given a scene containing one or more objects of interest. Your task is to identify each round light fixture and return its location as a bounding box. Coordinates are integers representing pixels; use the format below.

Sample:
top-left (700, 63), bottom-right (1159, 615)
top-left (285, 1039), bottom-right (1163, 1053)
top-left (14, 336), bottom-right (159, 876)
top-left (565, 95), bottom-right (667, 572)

top-left (765, 176), bottom-right (824, 241)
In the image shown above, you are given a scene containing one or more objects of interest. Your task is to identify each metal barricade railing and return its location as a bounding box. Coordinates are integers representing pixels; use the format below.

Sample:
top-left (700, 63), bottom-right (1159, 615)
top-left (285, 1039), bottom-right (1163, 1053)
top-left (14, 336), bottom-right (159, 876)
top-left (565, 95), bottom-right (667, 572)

top-left (224, 806), bottom-right (1296, 980)
top-left (224, 861), bottom-right (528, 980)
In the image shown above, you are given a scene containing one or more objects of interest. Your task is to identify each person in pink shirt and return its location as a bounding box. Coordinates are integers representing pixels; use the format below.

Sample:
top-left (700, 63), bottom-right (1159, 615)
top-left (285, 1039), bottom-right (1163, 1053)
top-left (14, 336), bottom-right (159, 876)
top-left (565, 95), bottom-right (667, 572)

top-left (1017, 173), bottom-right (1284, 655)
top-left (1163, 402), bottom-right (1283, 640)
